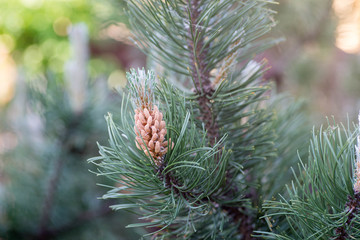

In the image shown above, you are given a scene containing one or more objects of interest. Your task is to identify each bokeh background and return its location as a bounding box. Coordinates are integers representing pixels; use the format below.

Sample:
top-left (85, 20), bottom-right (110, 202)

top-left (0, 0), bottom-right (360, 239)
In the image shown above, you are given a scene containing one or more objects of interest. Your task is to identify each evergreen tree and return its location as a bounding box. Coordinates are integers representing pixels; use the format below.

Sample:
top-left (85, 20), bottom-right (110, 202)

top-left (0, 24), bottom-right (140, 240)
top-left (90, 1), bottom-right (310, 239)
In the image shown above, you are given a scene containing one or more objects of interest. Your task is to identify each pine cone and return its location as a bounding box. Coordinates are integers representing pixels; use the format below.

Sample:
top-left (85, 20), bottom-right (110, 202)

top-left (354, 159), bottom-right (360, 193)
top-left (134, 105), bottom-right (173, 166)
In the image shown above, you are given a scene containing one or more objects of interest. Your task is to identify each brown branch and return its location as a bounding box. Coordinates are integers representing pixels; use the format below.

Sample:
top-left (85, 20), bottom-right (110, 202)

top-left (185, 1), bottom-right (255, 239)
top-left (222, 205), bottom-right (255, 240)
top-left (157, 161), bottom-right (197, 201)
top-left (334, 193), bottom-right (360, 239)
top-left (157, 159), bottom-right (254, 240)
top-left (222, 170), bottom-right (256, 240)
top-left (187, 0), bottom-right (219, 146)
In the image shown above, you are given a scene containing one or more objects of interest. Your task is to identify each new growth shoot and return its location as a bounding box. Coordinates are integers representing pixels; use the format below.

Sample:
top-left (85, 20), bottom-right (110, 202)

top-left (128, 69), bottom-right (173, 166)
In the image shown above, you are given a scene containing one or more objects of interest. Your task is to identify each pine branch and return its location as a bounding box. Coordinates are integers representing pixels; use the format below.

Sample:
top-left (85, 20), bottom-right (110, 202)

top-left (157, 160), bottom-right (196, 202)
top-left (92, 1), bottom-right (282, 239)
top-left (157, 144), bottom-right (256, 239)
top-left (159, 158), bottom-right (257, 240)
top-left (38, 116), bottom-right (81, 237)
top-left (186, 0), bottom-right (219, 146)
top-left (38, 154), bottom-right (66, 236)
top-left (127, 0), bottom-right (276, 147)
top-left (260, 122), bottom-right (360, 239)
top-left (334, 193), bottom-right (360, 239)
top-left (335, 114), bottom-right (360, 239)
top-left (185, 4), bottom-right (258, 236)
top-left (223, 205), bottom-right (254, 240)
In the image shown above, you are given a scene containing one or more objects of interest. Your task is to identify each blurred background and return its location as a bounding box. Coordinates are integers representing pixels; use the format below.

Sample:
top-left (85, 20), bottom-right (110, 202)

top-left (0, 0), bottom-right (360, 239)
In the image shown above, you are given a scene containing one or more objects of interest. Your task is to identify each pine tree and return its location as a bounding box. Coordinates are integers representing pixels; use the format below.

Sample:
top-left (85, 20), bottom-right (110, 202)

top-left (0, 24), bottom-right (140, 240)
top-left (90, 1), bottom-right (311, 239)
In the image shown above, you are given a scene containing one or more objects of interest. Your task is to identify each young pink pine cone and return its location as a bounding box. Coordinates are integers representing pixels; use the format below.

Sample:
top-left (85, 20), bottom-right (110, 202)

top-left (354, 159), bottom-right (360, 193)
top-left (134, 105), bottom-right (174, 166)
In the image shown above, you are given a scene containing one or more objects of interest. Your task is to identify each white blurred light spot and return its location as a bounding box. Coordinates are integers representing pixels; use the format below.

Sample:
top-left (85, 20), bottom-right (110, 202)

top-left (98, 23), bottom-right (133, 45)
top-left (20, 0), bottom-right (44, 9)
top-left (333, 0), bottom-right (360, 54)
top-left (0, 42), bottom-right (16, 107)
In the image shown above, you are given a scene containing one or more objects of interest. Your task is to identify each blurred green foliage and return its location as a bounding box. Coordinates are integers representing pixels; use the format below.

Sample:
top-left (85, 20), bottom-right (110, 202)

top-left (0, 0), bottom-right (126, 75)
top-left (0, 74), bottom-right (143, 239)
